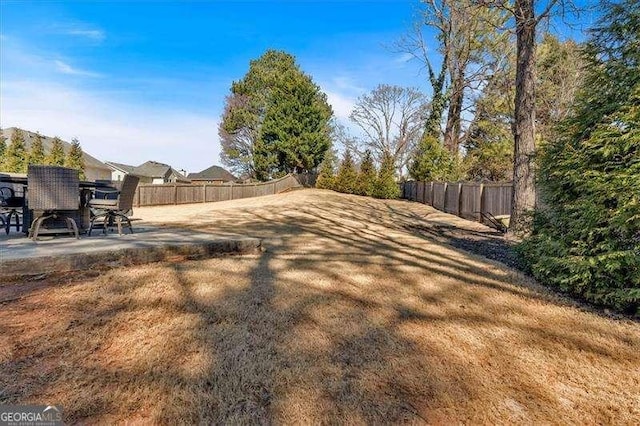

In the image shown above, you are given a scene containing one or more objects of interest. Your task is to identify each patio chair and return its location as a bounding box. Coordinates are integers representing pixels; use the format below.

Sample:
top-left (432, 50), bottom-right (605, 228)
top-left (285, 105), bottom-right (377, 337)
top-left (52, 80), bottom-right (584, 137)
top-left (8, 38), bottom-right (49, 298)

top-left (27, 165), bottom-right (80, 241)
top-left (0, 185), bottom-right (24, 234)
top-left (88, 174), bottom-right (139, 236)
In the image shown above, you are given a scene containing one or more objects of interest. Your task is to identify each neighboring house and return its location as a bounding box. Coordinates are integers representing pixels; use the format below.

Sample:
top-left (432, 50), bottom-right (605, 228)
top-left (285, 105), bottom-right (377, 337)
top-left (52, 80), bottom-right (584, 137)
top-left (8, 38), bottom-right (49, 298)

top-left (105, 160), bottom-right (189, 184)
top-left (104, 161), bottom-right (136, 182)
top-left (2, 127), bottom-right (112, 181)
top-left (187, 165), bottom-right (237, 184)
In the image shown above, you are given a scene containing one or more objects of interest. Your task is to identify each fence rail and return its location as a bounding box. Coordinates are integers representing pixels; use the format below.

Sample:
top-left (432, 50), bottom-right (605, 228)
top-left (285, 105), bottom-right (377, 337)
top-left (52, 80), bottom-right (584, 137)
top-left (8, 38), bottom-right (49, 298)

top-left (400, 180), bottom-right (512, 228)
top-left (132, 174), bottom-right (302, 207)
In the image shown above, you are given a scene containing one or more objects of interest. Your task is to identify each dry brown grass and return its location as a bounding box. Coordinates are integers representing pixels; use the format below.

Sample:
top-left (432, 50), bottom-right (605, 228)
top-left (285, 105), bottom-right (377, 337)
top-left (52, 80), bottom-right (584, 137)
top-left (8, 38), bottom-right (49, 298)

top-left (1, 189), bottom-right (639, 424)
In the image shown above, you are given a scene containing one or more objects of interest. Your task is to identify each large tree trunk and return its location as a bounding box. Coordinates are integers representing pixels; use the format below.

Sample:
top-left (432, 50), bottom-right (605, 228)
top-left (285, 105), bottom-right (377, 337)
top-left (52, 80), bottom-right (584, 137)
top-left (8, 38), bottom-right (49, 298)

top-left (423, 60), bottom-right (449, 139)
top-left (444, 68), bottom-right (465, 155)
top-left (510, 0), bottom-right (537, 233)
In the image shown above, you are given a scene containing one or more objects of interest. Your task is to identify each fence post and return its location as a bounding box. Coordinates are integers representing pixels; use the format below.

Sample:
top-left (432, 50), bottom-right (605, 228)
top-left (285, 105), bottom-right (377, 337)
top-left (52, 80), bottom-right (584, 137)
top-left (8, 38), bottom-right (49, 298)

top-left (478, 183), bottom-right (485, 223)
top-left (174, 184), bottom-right (178, 205)
top-left (202, 183), bottom-right (207, 203)
top-left (442, 182), bottom-right (448, 211)
top-left (456, 182), bottom-right (463, 217)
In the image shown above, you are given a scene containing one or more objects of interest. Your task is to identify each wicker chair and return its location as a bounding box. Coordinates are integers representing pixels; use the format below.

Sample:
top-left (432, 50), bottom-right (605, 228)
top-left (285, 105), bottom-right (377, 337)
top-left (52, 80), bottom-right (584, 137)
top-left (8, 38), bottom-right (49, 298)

top-left (0, 185), bottom-right (24, 234)
top-left (27, 165), bottom-right (80, 241)
top-left (88, 174), bottom-right (139, 236)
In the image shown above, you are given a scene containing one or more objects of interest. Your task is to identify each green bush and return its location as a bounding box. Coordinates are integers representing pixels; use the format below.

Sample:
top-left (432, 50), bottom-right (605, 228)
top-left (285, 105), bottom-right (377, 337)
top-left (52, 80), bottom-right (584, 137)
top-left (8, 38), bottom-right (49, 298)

top-left (334, 150), bottom-right (358, 194)
top-left (372, 151), bottom-right (400, 199)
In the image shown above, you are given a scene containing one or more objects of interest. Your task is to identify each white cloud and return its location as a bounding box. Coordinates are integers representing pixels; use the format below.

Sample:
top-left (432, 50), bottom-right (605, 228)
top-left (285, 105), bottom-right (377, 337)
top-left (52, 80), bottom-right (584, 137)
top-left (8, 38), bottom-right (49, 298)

top-left (0, 80), bottom-right (221, 174)
top-left (50, 22), bottom-right (106, 42)
top-left (65, 29), bottom-right (105, 41)
top-left (324, 90), bottom-right (356, 121)
top-left (54, 60), bottom-right (102, 78)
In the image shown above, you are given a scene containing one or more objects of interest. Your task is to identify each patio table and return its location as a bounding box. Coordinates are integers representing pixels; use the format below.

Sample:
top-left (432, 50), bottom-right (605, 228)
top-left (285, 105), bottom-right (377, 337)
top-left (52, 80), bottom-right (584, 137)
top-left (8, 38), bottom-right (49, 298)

top-left (0, 174), bottom-right (114, 235)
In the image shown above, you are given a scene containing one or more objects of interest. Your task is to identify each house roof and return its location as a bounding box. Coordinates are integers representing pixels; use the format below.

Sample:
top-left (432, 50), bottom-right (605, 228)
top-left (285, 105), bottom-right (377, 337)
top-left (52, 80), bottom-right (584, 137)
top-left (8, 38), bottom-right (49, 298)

top-left (105, 161), bottom-right (136, 174)
top-left (133, 161), bottom-right (173, 178)
top-left (3, 127), bottom-right (111, 171)
top-left (187, 165), bottom-right (236, 181)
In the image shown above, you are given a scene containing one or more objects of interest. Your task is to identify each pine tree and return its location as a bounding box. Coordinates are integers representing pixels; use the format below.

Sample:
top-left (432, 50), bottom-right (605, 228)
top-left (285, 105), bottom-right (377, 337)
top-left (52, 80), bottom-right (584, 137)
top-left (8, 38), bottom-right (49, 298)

top-left (409, 135), bottom-right (457, 181)
top-left (65, 138), bottom-right (85, 179)
top-left (355, 149), bottom-right (376, 196)
top-left (373, 151), bottom-right (400, 199)
top-left (334, 150), bottom-right (358, 194)
top-left (3, 129), bottom-right (27, 173)
top-left (315, 149), bottom-right (337, 190)
top-left (221, 50), bottom-right (333, 180)
top-left (27, 132), bottom-right (46, 166)
top-left (46, 137), bottom-right (66, 166)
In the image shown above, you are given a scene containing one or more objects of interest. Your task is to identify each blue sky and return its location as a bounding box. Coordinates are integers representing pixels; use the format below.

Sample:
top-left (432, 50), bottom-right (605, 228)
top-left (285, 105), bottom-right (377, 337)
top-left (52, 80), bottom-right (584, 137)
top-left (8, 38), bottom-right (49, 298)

top-left (0, 0), bottom-right (597, 173)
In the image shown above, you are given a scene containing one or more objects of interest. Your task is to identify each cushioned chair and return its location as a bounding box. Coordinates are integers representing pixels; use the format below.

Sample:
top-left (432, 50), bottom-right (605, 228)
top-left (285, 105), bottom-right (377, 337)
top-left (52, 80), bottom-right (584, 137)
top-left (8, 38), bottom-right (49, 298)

top-left (27, 165), bottom-right (80, 241)
top-left (88, 174), bottom-right (139, 236)
top-left (0, 186), bottom-right (24, 234)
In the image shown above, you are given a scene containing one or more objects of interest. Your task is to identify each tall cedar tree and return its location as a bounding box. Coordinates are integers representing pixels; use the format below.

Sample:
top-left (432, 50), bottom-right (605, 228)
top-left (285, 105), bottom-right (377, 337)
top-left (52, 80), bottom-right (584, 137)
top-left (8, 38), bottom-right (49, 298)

top-left (3, 129), bottom-right (27, 173)
top-left (334, 150), bottom-right (358, 194)
top-left (355, 150), bottom-right (376, 196)
top-left (65, 138), bottom-right (86, 179)
top-left (315, 150), bottom-right (337, 190)
top-left (373, 151), bottom-right (400, 199)
top-left (27, 133), bottom-right (46, 166)
top-left (46, 137), bottom-right (66, 166)
top-left (220, 50), bottom-right (333, 180)
top-left (519, 0), bottom-right (640, 313)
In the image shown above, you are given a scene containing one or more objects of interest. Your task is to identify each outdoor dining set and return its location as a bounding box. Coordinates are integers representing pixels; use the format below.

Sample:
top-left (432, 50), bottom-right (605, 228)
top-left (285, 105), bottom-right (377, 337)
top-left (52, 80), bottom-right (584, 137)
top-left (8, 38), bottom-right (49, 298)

top-left (0, 165), bottom-right (140, 241)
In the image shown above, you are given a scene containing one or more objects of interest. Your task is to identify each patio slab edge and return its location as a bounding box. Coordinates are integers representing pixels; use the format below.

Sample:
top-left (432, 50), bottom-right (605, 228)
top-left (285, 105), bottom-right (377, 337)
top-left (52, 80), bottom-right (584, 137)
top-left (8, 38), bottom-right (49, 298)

top-left (0, 236), bottom-right (262, 280)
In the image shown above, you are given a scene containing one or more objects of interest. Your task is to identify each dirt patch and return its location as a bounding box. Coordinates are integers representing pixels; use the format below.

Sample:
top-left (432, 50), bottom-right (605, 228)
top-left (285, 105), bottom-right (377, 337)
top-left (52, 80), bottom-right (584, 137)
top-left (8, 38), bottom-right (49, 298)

top-left (404, 222), bottom-right (521, 269)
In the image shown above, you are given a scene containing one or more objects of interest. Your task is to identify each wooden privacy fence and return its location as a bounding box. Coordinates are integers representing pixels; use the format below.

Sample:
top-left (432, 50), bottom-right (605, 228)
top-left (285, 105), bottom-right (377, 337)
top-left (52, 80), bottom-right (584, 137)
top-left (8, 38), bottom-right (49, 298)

top-left (400, 181), bottom-right (512, 226)
top-left (132, 174), bottom-right (302, 207)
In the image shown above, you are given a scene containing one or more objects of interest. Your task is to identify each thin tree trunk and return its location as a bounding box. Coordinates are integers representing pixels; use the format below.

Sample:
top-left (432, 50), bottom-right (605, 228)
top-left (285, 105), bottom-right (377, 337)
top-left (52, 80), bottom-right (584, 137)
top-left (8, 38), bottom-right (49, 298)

top-left (510, 0), bottom-right (537, 233)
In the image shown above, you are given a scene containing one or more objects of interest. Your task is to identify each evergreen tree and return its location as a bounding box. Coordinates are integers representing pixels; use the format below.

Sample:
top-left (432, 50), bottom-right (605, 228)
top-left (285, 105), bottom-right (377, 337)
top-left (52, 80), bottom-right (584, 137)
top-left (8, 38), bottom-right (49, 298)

top-left (258, 68), bottom-right (333, 179)
top-left (46, 137), bottom-right (66, 166)
top-left (0, 128), bottom-right (6, 164)
top-left (27, 132), bottom-right (46, 166)
top-left (315, 149), bottom-right (337, 190)
top-left (373, 151), bottom-right (400, 199)
top-left (519, 0), bottom-right (640, 313)
top-left (220, 50), bottom-right (333, 180)
top-left (409, 135), bottom-right (457, 181)
top-left (355, 149), bottom-right (376, 196)
top-left (3, 129), bottom-right (27, 173)
top-left (65, 138), bottom-right (85, 179)
top-left (334, 150), bottom-right (358, 194)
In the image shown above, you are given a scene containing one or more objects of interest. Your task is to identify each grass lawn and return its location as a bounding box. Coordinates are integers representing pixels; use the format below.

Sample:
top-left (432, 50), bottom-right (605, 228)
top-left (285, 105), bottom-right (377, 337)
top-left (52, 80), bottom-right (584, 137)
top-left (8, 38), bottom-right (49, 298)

top-left (1, 189), bottom-right (638, 424)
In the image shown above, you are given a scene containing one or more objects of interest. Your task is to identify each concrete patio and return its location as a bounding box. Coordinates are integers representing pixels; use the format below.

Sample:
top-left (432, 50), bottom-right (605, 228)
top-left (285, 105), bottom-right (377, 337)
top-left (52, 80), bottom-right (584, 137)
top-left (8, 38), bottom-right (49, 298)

top-left (0, 224), bottom-right (261, 279)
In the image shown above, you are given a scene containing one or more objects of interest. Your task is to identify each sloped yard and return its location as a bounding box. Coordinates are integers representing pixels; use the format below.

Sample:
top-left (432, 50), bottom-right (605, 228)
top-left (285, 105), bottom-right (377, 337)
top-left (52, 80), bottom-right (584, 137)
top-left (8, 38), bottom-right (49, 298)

top-left (0, 189), bottom-right (638, 424)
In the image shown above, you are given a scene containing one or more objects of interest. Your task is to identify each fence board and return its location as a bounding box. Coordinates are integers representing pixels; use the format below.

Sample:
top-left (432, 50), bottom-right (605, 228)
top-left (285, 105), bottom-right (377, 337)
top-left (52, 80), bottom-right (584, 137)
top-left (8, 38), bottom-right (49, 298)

top-left (416, 182), bottom-right (425, 203)
top-left (482, 184), bottom-right (512, 223)
top-left (460, 183), bottom-right (482, 221)
top-left (444, 182), bottom-right (461, 215)
top-left (432, 182), bottom-right (446, 210)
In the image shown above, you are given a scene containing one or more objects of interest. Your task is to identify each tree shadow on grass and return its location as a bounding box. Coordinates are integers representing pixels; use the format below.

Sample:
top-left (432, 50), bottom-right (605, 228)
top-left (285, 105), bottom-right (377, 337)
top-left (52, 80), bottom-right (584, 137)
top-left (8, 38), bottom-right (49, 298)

top-left (0, 192), bottom-right (639, 423)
